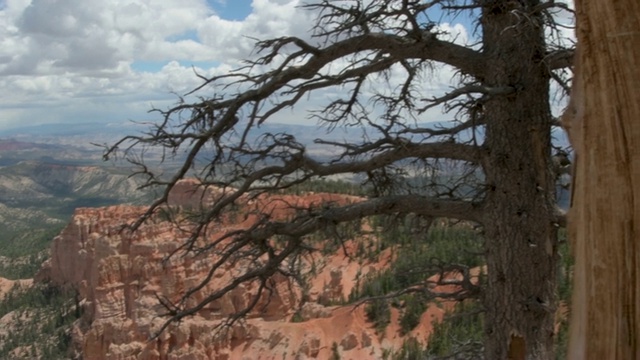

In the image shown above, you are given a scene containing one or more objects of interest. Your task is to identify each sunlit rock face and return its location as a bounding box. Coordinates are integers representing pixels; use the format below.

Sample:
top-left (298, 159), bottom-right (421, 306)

top-left (38, 180), bottom-right (452, 359)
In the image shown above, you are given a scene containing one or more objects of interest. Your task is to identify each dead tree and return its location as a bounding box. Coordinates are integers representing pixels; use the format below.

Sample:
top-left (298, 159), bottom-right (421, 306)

top-left (106, 1), bottom-right (574, 358)
top-left (567, 1), bottom-right (640, 358)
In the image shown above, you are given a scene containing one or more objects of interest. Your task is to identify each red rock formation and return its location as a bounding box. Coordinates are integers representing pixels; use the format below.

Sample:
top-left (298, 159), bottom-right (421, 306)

top-left (37, 180), bottom-right (456, 359)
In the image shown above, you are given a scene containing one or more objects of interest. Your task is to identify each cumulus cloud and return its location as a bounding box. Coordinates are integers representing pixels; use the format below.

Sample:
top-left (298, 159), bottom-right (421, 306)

top-left (0, 0), bottom-right (318, 129)
top-left (3, 0), bottom-right (214, 75)
top-left (0, 0), bottom-right (489, 131)
top-left (1, 0), bottom-right (312, 76)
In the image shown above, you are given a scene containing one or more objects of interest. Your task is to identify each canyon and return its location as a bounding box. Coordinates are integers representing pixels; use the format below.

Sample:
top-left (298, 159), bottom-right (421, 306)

top-left (32, 179), bottom-right (461, 359)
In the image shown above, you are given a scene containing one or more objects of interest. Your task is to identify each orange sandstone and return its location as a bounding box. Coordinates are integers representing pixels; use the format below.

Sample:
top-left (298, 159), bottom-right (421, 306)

top-left (37, 180), bottom-right (459, 359)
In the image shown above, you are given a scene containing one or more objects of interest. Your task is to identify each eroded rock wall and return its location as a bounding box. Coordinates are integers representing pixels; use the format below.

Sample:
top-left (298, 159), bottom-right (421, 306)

top-left (38, 181), bottom-right (448, 359)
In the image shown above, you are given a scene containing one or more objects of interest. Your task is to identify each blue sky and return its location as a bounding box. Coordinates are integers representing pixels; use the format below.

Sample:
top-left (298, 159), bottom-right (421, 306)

top-left (0, 0), bottom-right (573, 132)
top-left (210, 0), bottom-right (253, 20)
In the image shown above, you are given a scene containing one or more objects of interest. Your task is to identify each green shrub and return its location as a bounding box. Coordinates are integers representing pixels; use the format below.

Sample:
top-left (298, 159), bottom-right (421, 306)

top-left (0, 251), bottom-right (49, 280)
top-left (365, 299), bottom-right (391, 333)
top-left (392, 338), bottom-right (425, 360)
top-left (350, 222), bottom-right (483, 302)
top-left (426, 301), bottom-right (483, 358)
top-left (290, 311), bottom-right (305, 323)
top-left (0, 283), bottom-right (82, 359)
top-left (399, 295), bottom-right (427, 335)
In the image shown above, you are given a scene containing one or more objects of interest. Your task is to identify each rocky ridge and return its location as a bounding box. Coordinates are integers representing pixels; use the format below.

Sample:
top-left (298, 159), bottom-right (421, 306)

top-left (0, 160), bottom-right (156, 261)
top-left (37, 180), bottom-right (455, 359)
top-left (0, 161), bottom-right (147, 203)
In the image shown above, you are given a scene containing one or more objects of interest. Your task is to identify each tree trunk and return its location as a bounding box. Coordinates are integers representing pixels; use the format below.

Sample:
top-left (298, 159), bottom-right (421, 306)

top-left (568, 1), bottom-right (640, 358)
top-left (481, 1), bottom-right (558, 358)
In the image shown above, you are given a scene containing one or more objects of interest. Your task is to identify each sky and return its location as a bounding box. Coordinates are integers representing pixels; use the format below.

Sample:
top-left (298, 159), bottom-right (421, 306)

top-left (0, 0), bottom-right (574, 131)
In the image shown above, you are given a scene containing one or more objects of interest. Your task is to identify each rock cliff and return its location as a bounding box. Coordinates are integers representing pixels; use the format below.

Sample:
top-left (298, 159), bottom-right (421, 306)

top-left (38, 180), bottom-right (453, 359)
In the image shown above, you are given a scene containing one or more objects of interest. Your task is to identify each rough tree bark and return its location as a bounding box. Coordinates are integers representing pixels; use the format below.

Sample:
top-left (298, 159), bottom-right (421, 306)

top-left (568, 1), bottom-right (640, 358)
top-left (482, 2), bottom-right (558, 358)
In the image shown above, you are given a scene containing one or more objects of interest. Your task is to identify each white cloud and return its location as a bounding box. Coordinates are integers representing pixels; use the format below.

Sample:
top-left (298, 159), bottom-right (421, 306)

top-left (197, 0), bottom-right (313, 64)
top-left (437, 23), bottom-right (470, 46)
top-left (2, 0), bottom-right (556, 133)
top-left (0, 0), bottom-right (318, 129)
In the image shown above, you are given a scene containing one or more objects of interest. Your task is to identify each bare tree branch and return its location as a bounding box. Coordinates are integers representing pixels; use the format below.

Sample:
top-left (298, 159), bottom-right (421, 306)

top-left (546, 48), bottom-right (575, 71)
top-left (419, 85), bottom-right (515, 113)
top-left (103, 2), bottom-right (575, 355)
